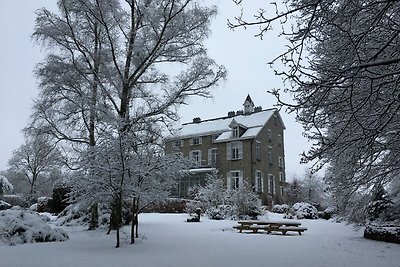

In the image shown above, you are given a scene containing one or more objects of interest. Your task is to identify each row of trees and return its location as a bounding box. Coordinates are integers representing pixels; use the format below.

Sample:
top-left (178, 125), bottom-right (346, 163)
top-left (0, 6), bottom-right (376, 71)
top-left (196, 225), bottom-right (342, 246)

top-left (230, 0), bottom-right (400, 222)
top-left (3, 0), bottom-right (226, 247)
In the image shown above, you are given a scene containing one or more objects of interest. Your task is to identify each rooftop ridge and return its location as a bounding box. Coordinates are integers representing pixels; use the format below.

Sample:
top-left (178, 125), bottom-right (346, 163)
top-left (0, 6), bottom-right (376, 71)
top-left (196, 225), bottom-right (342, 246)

top-left (182, 108), bottom-right (277, 126)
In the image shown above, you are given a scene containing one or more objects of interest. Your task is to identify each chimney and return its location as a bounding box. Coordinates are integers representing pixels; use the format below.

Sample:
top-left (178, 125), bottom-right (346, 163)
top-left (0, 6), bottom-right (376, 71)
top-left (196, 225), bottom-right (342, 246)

top-left (193, 117), bottom-right (201, 123)
top-left (227, 111), bottom-right (235, 117)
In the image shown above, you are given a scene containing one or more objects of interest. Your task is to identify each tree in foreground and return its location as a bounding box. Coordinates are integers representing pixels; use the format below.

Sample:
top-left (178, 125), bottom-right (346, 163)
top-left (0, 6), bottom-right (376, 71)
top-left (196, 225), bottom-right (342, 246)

top-left (32, 0), bottom-right (226, 247)
top-left (230, 0), bottom-right (400, 222)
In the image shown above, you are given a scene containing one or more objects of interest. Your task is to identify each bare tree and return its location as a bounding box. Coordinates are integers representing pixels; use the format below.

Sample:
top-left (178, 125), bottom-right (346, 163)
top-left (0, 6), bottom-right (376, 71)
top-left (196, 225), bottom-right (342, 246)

top-left (229, 0), bottom-right (400, 219)
top-left (7, 134), bottom-right (61, 202)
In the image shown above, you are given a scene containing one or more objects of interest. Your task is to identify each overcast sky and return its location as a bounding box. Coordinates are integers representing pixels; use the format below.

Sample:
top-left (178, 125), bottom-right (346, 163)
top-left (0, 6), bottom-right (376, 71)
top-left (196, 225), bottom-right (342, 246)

top-left (0, 1), bottom-right (312, 179)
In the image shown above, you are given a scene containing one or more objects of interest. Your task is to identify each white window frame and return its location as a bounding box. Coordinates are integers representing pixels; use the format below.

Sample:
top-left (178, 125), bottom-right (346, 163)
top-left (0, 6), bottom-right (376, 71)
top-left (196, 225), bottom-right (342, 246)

top-left (190, 150), bottom-right (202, 163)
top-left (267, 129), bottom-right (272, 142)
top-left (208, 148), bottom-right (218, 166)
top-left (279, 172), bottom-right (285, 183)
top-left (278, 157), bottom-right (284, 167)
top-left (190, 137), bottom-right (202, 145)
top-left (268, 174), bottom-right (275, 195)
top-left (255, 170), bottom-right (263, 193)
top-left (227, 141), bottom-right (243, 160)
top-left (174, 139), bottom-right (183, 148)
top-left (255, 141), bottom-right (261, 160)
top-left (267, 146), bottom-right (273, 164)
top-left (227, 170), bottom-right (243, 190)
top-left (232, 126), bottom-right (239, 138)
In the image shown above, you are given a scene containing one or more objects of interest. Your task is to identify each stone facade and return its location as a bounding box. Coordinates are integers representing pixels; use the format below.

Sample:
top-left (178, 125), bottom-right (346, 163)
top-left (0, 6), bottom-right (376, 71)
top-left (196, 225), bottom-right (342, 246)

top-left (165, 96), bottom-right (286, 205)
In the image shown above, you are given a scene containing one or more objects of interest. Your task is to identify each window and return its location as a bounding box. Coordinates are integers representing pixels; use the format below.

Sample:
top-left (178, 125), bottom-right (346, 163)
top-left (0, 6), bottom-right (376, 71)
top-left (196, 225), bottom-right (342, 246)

top-left (279, 172), bottom-right (285, 183)
top-left (255, 170), bottom-right (263, 193)
top-left (232, 126), bottom-right (239, 138)
top-left (280, 186), bottom-right (284, 196)
top-left (227, 170), bottom-right (243, 190)
top-left (278, 134), bottom-right (283, 147)
top-left (174, 139), bottom-right (183, 148)
top-left (267, 129), bottom-right (272, 142)
top-left (190, 137), bottom-right (202, 145)
top-left (227, 141), bottom-right (243, 160)
top-left (268, 174), bottom-right (275, 195)
top-left (279, 157), bottom-right (283, 168)
top-left (255, 141), bottom-right (261, 160)
top-left (190, 150), bottom-right (202, 163)
top-left (208, 148), bottom-right (218, 166)
top-left (267, 146), bottom-right (273, 164)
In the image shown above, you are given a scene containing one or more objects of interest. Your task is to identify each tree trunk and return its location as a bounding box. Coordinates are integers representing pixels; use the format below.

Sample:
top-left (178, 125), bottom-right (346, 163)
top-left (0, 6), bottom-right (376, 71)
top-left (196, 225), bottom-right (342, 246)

top-left (89, 203), bottom-right (99, 230)
top-left (130, 197), bottom-right (139, 244)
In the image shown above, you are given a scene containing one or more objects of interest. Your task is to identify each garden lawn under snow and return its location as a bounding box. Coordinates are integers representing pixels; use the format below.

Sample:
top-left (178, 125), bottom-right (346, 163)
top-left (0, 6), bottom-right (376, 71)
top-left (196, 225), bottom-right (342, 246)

top-left (1, 212), bottom-right (399, 267)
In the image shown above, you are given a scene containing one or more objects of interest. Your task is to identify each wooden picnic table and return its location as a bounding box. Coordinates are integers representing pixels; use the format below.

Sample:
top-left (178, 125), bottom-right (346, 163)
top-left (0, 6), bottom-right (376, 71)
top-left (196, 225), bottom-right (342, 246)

top-left (234, 220), bottom-right (307, 235)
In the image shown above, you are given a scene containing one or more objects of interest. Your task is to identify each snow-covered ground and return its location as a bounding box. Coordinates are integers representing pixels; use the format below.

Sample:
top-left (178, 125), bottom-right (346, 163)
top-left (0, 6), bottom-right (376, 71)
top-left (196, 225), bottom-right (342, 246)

top-left (1, 212), bottom-right (399, 267)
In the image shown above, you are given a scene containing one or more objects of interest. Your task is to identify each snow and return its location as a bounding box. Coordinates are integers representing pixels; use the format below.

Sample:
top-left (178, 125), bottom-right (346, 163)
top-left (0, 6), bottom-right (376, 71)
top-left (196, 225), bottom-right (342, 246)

top-left (0, 209), bottom-right (68, 246)
top-left (1, 212), bottom-right (399, 267)
top-left (174, 109), bottom-right (276, 139)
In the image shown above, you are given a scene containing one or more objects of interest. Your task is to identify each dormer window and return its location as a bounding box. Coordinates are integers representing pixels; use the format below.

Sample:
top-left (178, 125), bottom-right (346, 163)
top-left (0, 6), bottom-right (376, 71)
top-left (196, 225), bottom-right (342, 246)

top-left (232, 126), bottom-right (239, 138)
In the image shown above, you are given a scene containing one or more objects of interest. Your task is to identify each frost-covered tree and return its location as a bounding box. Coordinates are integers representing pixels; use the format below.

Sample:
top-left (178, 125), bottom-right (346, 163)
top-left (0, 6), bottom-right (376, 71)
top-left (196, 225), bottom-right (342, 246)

top-left (300, 170), bottom-right (330, 210)
top-left (0, 175), bottom-right (13, 198)
top-left (32, 0), bottom-right (226, 246)
top-left (195, 172), bottom-right (261, 220)
top-left (230, 0), bottom-right (400, 220)
top-left (7, 134), bottom-right (62, 202)
top-left (284, 178), bottom-right (303, 206)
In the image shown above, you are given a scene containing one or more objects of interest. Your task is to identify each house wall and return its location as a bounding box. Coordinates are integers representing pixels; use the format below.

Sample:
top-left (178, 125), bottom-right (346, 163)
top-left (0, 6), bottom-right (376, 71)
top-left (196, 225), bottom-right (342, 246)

top-left (165, 111), bottom-right (286, 206)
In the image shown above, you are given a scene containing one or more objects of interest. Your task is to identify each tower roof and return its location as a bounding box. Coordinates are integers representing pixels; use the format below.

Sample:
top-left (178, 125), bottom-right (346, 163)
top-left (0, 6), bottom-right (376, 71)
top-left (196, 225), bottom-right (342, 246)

top-left (243, 94), bottom-right (254, 106)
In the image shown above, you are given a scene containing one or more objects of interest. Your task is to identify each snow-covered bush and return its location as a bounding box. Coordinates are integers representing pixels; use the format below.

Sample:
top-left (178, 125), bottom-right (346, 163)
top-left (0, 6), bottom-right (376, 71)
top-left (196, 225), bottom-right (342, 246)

top-left (0, 200), bottom-right (12, 211)
top-left (37, 197), bottom-right (53, 213)
top-left (1, 195), bottom-right (27, 208)
top-left (56, 203), bottom-right (111, 227)
top-left (0, 175), bottom-right (13, 197)
top-left (52, 179), bottom-right (71, 213)
top-left (0, 208), bottom-right (68, 246)
top-left (364, 223), bottom-right (400, 244)
top-left (272, 204), bottom-right (290, 214)
top-left (194, 173), bottom-right (262, 220)
top-left (292, 202), bottom-right (318, 219)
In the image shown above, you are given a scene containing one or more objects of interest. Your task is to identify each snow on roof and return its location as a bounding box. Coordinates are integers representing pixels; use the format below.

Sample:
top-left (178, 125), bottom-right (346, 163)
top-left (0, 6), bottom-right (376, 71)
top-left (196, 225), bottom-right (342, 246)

top-left (171, 109), bottom-right (276, 140)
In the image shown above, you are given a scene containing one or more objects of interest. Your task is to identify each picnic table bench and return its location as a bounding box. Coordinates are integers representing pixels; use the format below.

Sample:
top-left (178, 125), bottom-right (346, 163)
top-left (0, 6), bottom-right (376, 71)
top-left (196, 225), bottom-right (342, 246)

top-left (233, 220), bottom-right (307, 235)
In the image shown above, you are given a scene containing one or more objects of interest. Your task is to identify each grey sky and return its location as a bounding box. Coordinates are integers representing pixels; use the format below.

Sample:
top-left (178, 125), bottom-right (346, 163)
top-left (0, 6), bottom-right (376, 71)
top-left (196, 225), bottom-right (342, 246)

top-left (0, 1), bottom-right (311, 179)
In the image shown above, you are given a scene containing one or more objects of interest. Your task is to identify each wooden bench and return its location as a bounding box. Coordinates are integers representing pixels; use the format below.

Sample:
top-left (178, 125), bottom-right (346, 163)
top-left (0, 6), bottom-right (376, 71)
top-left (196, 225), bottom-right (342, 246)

top-left (266, 226), bottom-right (308, 235)
top-left (233, 220), bottom-right (307, 235)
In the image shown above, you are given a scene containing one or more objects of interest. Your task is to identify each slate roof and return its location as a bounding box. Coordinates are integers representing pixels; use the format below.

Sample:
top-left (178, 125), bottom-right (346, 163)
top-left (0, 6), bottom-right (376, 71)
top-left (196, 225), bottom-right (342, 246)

top-left (169, 108), bottom-right (284, 142)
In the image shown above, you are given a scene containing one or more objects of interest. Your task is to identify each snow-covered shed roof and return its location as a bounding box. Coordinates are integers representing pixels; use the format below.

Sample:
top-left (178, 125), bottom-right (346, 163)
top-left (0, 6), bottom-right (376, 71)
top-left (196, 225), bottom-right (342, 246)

top-left (169, 109), bottom-right (283, 141)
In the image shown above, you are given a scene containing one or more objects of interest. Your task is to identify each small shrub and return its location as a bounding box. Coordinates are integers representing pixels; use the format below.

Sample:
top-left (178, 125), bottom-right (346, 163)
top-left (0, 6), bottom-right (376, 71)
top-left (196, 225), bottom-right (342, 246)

top-left (292, 202), bottom-right (318, 219)
top-left (272, 204), bottom-right (290, 214)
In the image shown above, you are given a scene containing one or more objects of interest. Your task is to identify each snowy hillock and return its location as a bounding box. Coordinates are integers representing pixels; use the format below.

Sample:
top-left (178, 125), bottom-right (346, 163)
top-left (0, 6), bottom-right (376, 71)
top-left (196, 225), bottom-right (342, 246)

top-left (0, 208), bottom-right (69, 246)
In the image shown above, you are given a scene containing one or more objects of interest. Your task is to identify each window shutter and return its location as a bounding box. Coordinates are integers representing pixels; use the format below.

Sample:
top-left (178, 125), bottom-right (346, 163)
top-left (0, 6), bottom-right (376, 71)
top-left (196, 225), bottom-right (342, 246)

top-left (227, 143), bottom-right (232, 160)
top-left (199, 137), bottom-right (202, 144)
top-left (198, 150), bottom-right (202, 163)
top-left (239, 170), bottom-right (244, 188)
top-left (208, 149), bottom-right (212, 165)
top-left (261, 172), bottom-right (264, 193)
top-left (238, 142), bottom-right (243, 159)
top-left (189, 151), bottom-right (193, 161)
top-left (226, 172), bottom-right (231, 190)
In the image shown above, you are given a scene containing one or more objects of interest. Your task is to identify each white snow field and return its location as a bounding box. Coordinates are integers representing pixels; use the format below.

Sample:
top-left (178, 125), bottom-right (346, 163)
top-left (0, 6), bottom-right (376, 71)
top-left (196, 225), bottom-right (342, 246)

top-left (1, 212), bottom-right (399, 267)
